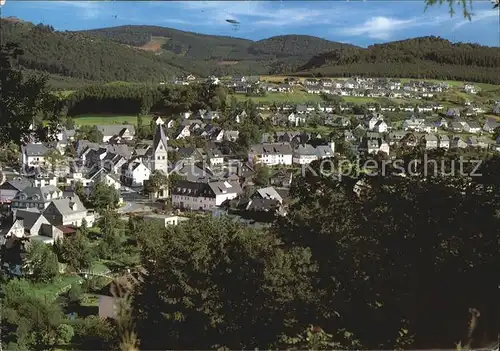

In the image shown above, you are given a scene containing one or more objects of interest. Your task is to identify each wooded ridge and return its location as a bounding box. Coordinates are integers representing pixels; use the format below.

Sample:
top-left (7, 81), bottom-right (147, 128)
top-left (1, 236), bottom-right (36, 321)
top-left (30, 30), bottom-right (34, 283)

top-left (3, 18), bottom-right (500, 86)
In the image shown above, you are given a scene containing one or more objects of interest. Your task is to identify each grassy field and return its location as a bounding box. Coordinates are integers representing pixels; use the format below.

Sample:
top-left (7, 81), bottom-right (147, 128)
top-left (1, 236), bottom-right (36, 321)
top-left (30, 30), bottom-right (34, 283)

top-left (229, 91), bottom-right (323, 104)
top-left (73, 115), bottom-right (138, 125)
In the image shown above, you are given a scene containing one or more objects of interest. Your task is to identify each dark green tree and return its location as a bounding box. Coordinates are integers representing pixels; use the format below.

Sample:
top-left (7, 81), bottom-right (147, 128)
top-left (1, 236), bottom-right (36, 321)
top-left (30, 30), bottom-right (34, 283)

top-left (133, 216), bottom-right (318, 349)
top-left (0, 43), bottom-right (63, 145)
top-left (89, 181), bottom-right (120, 212)
top-left (24, 241), bottom-right (59, 283)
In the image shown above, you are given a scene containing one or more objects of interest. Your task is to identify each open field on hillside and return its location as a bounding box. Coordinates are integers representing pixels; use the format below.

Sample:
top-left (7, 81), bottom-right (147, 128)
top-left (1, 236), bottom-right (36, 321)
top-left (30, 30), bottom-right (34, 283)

top-left (73, 115), bottom-right (138, 125)
top-left (229, 91), bottom-right (323, 104)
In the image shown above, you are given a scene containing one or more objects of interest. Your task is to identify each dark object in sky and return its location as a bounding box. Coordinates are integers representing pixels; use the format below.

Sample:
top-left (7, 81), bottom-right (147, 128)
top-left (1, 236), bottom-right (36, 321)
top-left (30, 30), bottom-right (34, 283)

top-left (113, 15), bottom-right (117, 19)
top-left (226, 19), bottom-right (240, 24)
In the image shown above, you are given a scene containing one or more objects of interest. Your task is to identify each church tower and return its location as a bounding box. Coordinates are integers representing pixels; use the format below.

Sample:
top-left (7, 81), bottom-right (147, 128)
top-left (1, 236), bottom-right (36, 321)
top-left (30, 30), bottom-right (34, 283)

top-left (152, 123), bottom-right (169, 174)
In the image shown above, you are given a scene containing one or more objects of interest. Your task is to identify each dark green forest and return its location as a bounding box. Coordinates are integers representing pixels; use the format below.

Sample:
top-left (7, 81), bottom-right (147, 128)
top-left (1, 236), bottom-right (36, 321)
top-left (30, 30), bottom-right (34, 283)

top-left (5, 18), bottom-right (500, 87)
top-left (1, 20), bottom-right (184, 83)
top-left (299, 36), bottom-right (500, 84)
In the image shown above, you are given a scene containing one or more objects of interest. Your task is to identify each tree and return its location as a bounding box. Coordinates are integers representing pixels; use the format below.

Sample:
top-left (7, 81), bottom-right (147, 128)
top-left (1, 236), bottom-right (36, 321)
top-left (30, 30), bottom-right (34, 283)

top-left (133, 216), bottom-right (318, 349)
top-left (274, 156), bottom-right (500, 349)
top-left (0, 141), bottom-right (21, 168)
top-left (253, 163), bottom-right (271, 186)
top-left (72, 315), bottom-right (118, 350)
top-left (89, 181), bottom-right (120, 212)
top-left (97, 210), bottom-right (125, 259)
top-left (74, 125), bottom-right (103, 143)
top-left (1, 278), bottom-right (66, 350)
top-left (0, 43), bottom-right (63, 146)
top-left (144, 170), bottom-right (168, 197)
top-left (45, 148), bottom-right (65, 172)
top-left (58, 230), bottom-right (94, 271)
top-left (74, 181), bottom-right (88, 204)
top-left (24, 241), bottom-right (59, 283)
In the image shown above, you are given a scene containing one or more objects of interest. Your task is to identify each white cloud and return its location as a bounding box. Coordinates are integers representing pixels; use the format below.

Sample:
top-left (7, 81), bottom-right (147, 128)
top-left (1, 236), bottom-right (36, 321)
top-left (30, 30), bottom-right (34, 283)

top-left (452, 8), bottom-right (498, 30)
top-left (340, 16), bottom-right (418, 40)
top-left (178, 1), bottom-right (341, 28)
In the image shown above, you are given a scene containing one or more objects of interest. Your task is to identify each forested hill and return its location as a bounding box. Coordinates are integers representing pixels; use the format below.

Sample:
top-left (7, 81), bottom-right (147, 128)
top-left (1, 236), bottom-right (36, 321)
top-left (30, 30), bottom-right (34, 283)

top-left (76, 26), bottom-right (354, 76)
top-left (1, 19), bottom-right (185, 83)
top-left (4, 18), bottom-right (500, 86)
top-left (298, 36), bottom-right (500, 84)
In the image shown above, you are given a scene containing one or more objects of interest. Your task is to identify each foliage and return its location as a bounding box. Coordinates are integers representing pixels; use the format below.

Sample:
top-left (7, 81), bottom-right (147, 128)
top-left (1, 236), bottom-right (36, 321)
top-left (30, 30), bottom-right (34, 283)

top-left (274, 154), bottom-right (500, 349)
top-left (88, 181), bottom-right (120, 212)
top-left (253, 163), bottom-right (271, 186)
top-left (300, 36), bottom-right (500, 84)
top-left (1, 278), bottom-right (66, 350)
top-left (0, 141), bottom-right (21, 168)
top-left (72, 315), bottom-right (118, 350)
top-left (56, 231), bottom-right (94, 271)
top-left (0, 42), bottom-right (63, 145)
top-left (133, 216), bottom-right (318, 349)
top-left (278, 325), bottom-right (361, 350)
top-left (74, 125), bottom-right (103, 143)
top-left (1, 21), bottom-right (183, 82)
top-left (24, 241), bottom-right (59, 283)
top-left (67, 282), bottom-right (83, 303)
top-left (144, 170), bottom-right (168, 195)
top-left (97, 210), bottom-right (125, 259)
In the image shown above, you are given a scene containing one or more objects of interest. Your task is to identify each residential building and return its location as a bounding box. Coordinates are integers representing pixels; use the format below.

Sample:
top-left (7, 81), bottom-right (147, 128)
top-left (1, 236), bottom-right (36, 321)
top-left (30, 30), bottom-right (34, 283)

top-left (96, 125), bottom-right (135, 143)
top-left (438, 135), bottom-right (450, 149)
top-left (483, 118), bottom-right (500, 133)
top-left (465, 121), bottom-right (481, 134)
top-left (422, 134), bottom-right (438, 149)
top-left (142, 214), bottom-right (189, 228)
top-left (248, 143), bottom-right (293, 166)
top-left (123, 161), bottom-right (151, 187)
top-left (21, 144), bottom-right (50, 169)
top-left (0, 178), bottom-right (32, 204)
top-left (43, 195), bottom-right (95, 227)
top-left (10, 185), bottom-right (64, 211)
top-left (171, 180), bottom-right (242, 210)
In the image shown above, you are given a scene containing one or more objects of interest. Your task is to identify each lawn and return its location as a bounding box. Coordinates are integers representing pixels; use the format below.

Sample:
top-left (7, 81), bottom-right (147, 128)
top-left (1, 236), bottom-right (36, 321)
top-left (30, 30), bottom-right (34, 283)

top-left (73, 115), bottom-right (138, 125)
top-left (33, 275), bottom-right (81, 300)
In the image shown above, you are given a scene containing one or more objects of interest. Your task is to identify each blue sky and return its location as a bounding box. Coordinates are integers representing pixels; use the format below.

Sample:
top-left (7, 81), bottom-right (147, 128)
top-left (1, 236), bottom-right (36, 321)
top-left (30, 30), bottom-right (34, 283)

top-left (2, 1), bottom-right (499, 46)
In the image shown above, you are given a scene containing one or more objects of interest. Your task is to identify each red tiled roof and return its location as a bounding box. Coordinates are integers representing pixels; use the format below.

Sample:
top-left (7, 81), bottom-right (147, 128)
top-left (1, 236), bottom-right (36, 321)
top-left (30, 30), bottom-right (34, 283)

top-left (56, 225), bottom-right (77, 234)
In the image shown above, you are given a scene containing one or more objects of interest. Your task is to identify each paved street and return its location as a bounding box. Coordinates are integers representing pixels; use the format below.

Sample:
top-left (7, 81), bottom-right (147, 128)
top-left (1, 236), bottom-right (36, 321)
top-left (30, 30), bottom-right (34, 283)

top-left (118, 186), bottom-right (152, 213)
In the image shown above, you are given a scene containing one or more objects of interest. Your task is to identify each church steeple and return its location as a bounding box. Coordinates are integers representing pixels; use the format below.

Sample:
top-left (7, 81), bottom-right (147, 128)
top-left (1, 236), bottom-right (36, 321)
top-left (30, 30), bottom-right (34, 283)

top-left (152, 123), bottom-right (169, 174)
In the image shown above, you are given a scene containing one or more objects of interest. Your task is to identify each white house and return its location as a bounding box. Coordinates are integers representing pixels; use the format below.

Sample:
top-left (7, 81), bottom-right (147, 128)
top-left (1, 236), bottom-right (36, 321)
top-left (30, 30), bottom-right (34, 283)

top-left (142, 214), bottom-right (190, 228)
top-left (21, 144), bottom-right (50, 169)
top-left (171, 180), bottom-right (242, 210)
top-left (438, 135), bottom-right (450, 149)
top-left (124, 161), bottom-right (151, 187)
top-left (402, 116), bottom-right (425, 131)
top-left (464, 121), bottom-right (481, 134)
top-left (374, 120), bottom-right (388, 133)
top-left (96, 125), bottom-right (135, 143)
top-left (248, 143), bottom-right (293, 166)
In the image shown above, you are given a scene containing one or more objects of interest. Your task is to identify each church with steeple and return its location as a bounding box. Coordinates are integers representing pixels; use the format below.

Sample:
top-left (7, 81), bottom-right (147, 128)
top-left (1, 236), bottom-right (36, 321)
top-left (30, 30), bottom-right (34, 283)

top-left (152, 122), bottom-right (169, 174)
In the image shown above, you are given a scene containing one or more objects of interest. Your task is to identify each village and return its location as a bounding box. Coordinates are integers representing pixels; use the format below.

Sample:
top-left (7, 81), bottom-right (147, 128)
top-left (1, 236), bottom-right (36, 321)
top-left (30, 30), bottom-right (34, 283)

top-left (1, 74), bottom-right (499, 318)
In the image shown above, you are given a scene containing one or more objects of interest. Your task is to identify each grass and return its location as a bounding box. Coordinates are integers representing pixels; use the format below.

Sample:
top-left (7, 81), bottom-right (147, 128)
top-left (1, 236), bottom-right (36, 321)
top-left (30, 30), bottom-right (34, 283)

top-left (73, 115), bottom-right (138, 125)
top-left (33, 275), bottom-right (81, 300)
top-left (229, 91), bottom-right (323, 104)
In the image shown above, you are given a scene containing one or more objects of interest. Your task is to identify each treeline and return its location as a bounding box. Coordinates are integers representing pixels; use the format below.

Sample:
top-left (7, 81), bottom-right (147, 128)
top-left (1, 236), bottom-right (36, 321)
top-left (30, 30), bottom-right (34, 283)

top-left (248, 35), bottom-right (355, 58)
top-left (300, 36), bottom-right (500, 84)
top-left (1, 20), bottom-right (183, 82)
top-left (66, 83), bottom-right (229, 116)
